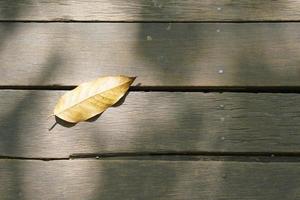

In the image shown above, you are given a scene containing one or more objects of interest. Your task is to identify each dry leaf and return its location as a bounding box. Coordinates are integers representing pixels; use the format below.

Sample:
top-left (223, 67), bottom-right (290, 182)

top-left (54, 75), bottom-right (135, 123)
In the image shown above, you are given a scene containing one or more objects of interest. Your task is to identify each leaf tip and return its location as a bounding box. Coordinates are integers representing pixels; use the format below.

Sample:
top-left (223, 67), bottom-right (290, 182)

top-left (128, 76), bottom-right (137, 83)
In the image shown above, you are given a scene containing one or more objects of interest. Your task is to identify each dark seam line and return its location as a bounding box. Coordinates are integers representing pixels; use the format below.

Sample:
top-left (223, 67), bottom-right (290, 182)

top-left (1, 20), bottom-right (300, 23)
top-left (2, 152), bottom-right (300, 162)
top-left (2, 86), bottom-right (300, 93)
top-left (0, 156), bottom-right (69, 161)
top-left (70, 151), bottom-right (300, 158)
top-left (62, 151), bottom-right (300, 162)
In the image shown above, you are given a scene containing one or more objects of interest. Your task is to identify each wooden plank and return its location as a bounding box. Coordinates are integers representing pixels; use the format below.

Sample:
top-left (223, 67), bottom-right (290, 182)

top-left (1, 159), bottom-right (300, 199)
top-left (1, 0), bottom-right (300, 21)
top-left (1, 23), bottom-right (300, 87)
top-left (1, 90), bottom-right (300, 158)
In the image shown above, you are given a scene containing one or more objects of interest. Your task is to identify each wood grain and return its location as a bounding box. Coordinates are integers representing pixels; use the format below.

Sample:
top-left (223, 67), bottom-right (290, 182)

top-left (1, 23), bottom-right (300, 87)
top-left (1, 159), bottom-right (300, 199)
top-left (1, 90), bottom-right (300, 158)
top-left (1, 0), bottom-right (300, 21)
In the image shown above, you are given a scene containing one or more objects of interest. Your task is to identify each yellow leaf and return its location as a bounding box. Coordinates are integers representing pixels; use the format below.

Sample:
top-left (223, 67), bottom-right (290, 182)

top-left (54, 75), bottom-right (135, 123)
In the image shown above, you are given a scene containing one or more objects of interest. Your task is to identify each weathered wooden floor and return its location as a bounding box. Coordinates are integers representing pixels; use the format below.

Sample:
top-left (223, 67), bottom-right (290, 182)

top-left (1, 1), bottom-right (300, 199)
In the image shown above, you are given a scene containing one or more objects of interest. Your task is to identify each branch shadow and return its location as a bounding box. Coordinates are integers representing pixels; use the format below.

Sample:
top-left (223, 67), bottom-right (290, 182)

top-left (0, 50), bottom-right (63, 198)
top-left (92, 1), bottom-right (207, 198)
top-left (0, 0), bottom-right (32, 51)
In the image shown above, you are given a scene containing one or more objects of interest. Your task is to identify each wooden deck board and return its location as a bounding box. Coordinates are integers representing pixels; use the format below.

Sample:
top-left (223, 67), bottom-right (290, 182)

top-left (1, 23), bottom-right (300, 87)
top-left (1, 0), bottom-right (299, 198)
top-left (1, 90), bottom-right (299, 158)
top-left (1, 0), bottom-right (300, 21)
top-left (1, 159), bottom-right (300, 199)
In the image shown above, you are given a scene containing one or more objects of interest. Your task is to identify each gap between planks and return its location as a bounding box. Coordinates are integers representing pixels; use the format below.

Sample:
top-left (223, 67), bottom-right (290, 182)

top-left (3, 152), bottom-right (300, 162)
top-left (2, 86), bottom-right (300, 93)
top-left (3, 20), bottom-right (300, 23)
